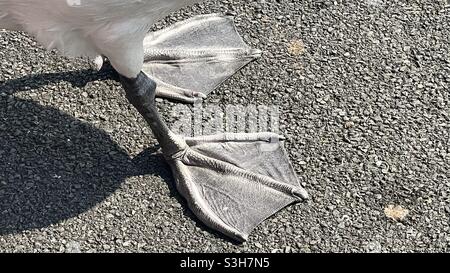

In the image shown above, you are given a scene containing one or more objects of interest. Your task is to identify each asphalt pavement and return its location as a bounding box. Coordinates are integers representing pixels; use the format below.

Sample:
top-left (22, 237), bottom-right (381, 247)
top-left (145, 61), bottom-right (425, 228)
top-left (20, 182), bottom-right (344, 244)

top-left (0, 0), bottom-right (449, 252)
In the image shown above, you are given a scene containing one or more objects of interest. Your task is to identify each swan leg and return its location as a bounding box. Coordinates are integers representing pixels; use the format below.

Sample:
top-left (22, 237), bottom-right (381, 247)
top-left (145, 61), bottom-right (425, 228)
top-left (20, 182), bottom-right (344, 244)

top-left (119, 59), bottom-right (307, 243)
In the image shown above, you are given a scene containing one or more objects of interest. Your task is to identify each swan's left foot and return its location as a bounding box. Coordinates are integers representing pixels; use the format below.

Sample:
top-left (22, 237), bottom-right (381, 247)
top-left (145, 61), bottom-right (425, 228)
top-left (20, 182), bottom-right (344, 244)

top-left (118, 73), bottom-right (308, 242)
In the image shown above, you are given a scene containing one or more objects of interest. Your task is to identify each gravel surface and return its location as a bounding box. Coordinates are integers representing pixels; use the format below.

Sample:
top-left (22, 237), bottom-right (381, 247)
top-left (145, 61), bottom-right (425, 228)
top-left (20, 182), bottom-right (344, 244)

top-left (1, 0), bottom-right (449, 253)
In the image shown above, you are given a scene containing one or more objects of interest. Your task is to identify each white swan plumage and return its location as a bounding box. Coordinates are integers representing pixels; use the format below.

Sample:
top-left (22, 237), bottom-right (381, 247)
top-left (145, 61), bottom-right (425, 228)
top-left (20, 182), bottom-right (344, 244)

top-left (0, 0), bottom-right (202, 78)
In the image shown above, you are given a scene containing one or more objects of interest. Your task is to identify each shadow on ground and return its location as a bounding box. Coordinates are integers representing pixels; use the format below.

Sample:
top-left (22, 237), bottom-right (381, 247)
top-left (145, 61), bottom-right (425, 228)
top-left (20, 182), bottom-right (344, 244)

top-left (0, 68), bottom-right (118, 94)
top-left (0, 71), bottom-right (237, 243)
top-left (0, 95), bottom-right (139, 234)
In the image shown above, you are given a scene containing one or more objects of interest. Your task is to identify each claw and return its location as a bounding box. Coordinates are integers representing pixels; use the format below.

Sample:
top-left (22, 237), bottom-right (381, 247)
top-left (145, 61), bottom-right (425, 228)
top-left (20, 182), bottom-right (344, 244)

top-left (193, 92), bottom-right (207, 99)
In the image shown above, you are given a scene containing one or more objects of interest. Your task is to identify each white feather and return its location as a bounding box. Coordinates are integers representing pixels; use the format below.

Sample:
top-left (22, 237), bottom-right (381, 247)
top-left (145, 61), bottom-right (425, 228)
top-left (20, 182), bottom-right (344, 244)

top-left (0, 0), bottom-right (203, 78)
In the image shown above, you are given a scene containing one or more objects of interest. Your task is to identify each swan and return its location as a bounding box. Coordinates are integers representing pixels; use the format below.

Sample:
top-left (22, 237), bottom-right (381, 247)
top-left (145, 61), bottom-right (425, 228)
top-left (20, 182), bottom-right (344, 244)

top-left (0, 1), bottom-right (260, 102)
top-left (0, 0), bottom-right (308, 241)
top-left (0, 0), bottom-right (202, 78)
